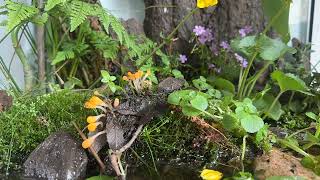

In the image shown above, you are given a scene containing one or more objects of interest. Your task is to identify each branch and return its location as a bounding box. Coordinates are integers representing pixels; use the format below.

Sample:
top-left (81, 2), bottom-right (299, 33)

top-left (72, 122), bottom-right (106, 171)
top-left (115, 124), bottom-right (144, 154)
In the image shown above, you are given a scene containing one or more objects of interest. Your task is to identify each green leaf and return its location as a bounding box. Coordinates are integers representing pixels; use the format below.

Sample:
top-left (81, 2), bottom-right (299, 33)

top-left (172, 69), bottom-right (184, 79)
top-left (257, 35), bottom-right (295, 61)
top-left (262, 0), bottom-right (291, 42)
top-left (6, 0), bottom-right (39, 32)
top-left (181, 105), bottom-right (202, 117)
top-left (208, 77), bottom-right (235, 95)
top-left (255, 125), bottom-right (269, 144)
top-left (51, 50), bottom-right (75, 65)
top-left (301, 156), bottom-right (316, 170)
top-left (101, 70), bottom-right (111, 81)
top-left (167, 90), bottom-right (196, 105)
top-left (239, 114), bottom-right (264, 133)
top-left (222, 114), bottom-right (239, 132)
top-left (86, 175), bottom-right (114, 180)
top-left (190, 95), bottom-right (208, 111)
top-left (69, 1), bottom-right (94, 32)
top-left (231, 35), bottom-right (257, 56)
top-left (306, 112), bottom-right (318, 121)
top-left (45, 0), bottom-right (66, 11)
top-left (254, 93), bottom-right (284, 120)
top-left (266, 176), bottom-right (306, 180)
top-left (271, 70), bottom-right (309, 93)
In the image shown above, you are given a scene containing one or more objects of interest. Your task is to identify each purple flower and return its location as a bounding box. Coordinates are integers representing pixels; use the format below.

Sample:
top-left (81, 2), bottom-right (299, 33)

top-left (193, 26), bottom-right (214, 45)
top-left (234, 53), bottom-right (248, 68)
top-left (220, 41), bottom-right (231, 51)
top-left (193, 26), bottom-right (206, 36)
top-left (198, 29), bottom-right (214, 44)
top-left (239, 26), bottom-right (253, 37)
top-left (241, 60), bottom-right (248, 68)
top-left (179, 54), bottom-right (188, 64)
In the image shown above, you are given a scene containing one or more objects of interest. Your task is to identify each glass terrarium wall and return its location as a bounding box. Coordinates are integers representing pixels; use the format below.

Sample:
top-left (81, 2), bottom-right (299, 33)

top-left (311, 0), bottom-right (320, 71)
top-left (100, 0), bottom-right (145, 22)
top-left (289, 0), bottom-right (311, 43)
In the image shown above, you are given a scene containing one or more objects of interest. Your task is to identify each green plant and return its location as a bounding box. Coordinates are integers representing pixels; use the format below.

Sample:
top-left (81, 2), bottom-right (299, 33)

top-left (0, 90), bottom-right (90, 173)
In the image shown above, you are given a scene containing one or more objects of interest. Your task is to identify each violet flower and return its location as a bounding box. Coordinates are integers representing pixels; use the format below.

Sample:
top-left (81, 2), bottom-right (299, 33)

top-left (234, 53), bottom-right (248, 68)
top-left (179, 54), bottom-right (188, 64)
top-left (239, 26), bottom-right (253, 37)
top-left (193, 25), bottom-right (206, 36)
top-left (193, 25), bottom-right (214, 45)
top-left (220, 41), bottom-right (231, 51)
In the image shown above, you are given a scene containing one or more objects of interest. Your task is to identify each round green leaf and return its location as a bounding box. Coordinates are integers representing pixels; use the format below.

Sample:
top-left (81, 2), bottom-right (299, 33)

top-left (240, 114), bottom-right (264, 133)
top-left (190, 95), bottom-right (208, 111)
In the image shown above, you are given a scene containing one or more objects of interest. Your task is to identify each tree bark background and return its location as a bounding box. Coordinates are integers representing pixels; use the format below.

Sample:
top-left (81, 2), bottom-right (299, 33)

top-left (144, 0), bottom-right (266, 54)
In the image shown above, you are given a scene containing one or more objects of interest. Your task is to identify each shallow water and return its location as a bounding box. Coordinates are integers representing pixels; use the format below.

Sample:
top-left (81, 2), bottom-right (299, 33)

top-left (2, 164), bottom-right (201, 180)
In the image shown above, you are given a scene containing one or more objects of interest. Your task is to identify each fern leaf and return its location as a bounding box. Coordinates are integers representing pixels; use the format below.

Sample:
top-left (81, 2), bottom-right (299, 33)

top-left (69, 1), bottom-right (94, 32)
top-left (5, 0), bottom-right (39, 31)
top-left (51, 50), bottom-right (75, 65)
top-left (96, 8), bottom-right (112, 34)
top-left (45, 0), bottom-right (66, 11)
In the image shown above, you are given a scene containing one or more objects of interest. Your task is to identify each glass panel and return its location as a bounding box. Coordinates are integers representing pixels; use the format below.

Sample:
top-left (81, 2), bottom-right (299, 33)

top-left (100, 0), bottom-right (145, 22)
top-left (289, 0), bottom-right (311, 43)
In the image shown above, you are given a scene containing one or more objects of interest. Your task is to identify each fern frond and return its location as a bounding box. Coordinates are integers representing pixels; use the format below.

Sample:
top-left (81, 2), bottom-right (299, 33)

top-left (5, 0), bottom-right (39, 31)
top-left (51, 50), bottom-right (75, 65)
top-left (69, 1), bottom-right (94, 32)
top-left (95, 7), bottom-right (125, 44)
top-left (45, 0), bottom-right (67, 11)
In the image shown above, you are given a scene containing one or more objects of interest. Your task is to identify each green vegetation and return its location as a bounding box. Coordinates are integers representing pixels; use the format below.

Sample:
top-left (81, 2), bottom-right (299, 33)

top-left (0, 90), bottom-right (90, 172)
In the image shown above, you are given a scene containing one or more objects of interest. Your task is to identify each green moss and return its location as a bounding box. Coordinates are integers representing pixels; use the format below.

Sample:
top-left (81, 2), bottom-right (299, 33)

top-left (0, 90), bottom-right (91, 172)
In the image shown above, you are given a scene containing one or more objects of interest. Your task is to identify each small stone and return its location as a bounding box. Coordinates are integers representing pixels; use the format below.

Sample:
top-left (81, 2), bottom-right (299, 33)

top-left (254, 148), bottom-right (320, 180)
top-left (0, 90), bottom-right (13, 112)
top-left (23, 132), bottom-right (88, 180)
top-left (157, 77), bottom-right (185, 93)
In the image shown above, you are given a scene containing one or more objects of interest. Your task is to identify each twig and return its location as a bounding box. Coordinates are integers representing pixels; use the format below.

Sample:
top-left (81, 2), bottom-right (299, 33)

top-left (115, 124), bottom-right (144, 154)
top-left (72, 122), bottom-right (106, 171)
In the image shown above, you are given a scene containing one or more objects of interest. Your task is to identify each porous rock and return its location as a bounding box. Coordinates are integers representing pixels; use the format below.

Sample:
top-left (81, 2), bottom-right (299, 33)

top-left (254, 148), bottom-right (320, 180)
top-left (23, 132), bottom-right (88, 180)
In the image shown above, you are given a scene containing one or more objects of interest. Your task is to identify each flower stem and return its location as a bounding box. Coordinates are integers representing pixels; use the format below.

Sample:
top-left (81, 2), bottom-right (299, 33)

top-left (238, 52), bottom-right (258, 100)
top-left (263, 91), bottom-right (283, 119)
top-left (245, 62), bottom-right (272, 97)
top-left (138, 8), bottom-right (199, 68)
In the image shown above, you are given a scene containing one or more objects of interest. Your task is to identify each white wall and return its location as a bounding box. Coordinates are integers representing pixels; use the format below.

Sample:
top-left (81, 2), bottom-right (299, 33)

top-left (311, 0), bottom-right (320, 72)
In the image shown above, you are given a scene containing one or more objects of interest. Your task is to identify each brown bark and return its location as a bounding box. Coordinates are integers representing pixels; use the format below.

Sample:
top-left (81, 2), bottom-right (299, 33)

top-left (144, 0), bottom-right (266, 53)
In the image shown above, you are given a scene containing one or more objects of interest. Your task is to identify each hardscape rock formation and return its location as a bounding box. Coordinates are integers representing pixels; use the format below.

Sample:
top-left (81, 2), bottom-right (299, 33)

top-left (254, 148), bottom-right (320, 180)
top-left (23, 132), bottom-right (88, 180)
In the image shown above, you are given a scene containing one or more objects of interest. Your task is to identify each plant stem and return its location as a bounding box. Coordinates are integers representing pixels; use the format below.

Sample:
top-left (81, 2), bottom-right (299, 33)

top-left (263, 91), bottom-right (283, 119)
top-left (245, 62), bottom-right (272, 97)
top-left (138, 8), bottom-right (198, 68)
top-left (241, 135), bottom-right (248, 172)
top-left (277, 138), bottom-right (314, 159)
top-left (238, 52), bottom-right (258, 100)
top-left (11, 28), bottom-right (34, 91)
top-left (36, 7), bottom-right (46, 91)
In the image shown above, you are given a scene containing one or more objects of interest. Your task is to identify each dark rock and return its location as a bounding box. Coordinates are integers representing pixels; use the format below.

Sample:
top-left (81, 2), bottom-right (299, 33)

top-left (0, 90), bottom-right (13, 112)
top-left (122, 18), bottom-right (145, 36)
top-left (23, 132), bottom-right (88, 180)
top-left (157, 77), bottom-right (185, 93)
